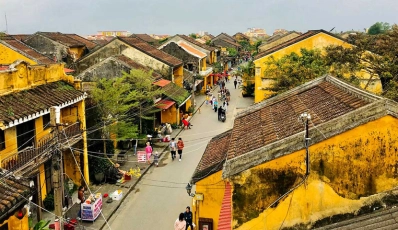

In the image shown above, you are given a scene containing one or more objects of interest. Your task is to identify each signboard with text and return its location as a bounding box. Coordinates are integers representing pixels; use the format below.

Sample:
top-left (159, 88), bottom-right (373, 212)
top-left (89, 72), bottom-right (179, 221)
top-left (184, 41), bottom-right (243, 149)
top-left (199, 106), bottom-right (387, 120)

top-left (137, 151), bottom-right (147, 163)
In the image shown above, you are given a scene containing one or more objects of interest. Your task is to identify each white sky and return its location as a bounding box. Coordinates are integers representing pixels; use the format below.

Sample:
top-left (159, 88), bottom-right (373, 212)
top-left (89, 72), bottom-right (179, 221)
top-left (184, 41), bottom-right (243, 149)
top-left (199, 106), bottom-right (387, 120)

top-left (1, 0), bottom-right (397, 36)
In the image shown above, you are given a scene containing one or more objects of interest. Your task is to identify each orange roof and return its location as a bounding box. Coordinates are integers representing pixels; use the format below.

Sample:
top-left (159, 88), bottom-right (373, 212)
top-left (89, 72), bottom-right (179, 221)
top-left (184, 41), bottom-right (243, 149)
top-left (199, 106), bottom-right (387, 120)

top-left (155, 99), bottom-right (175, 110)
top-left (177, 41), bottom-right (207, 59)
top-left (153, 79), bottom-right (171, 87)
top-left (218, 182), bottom-right (232, 230)
top-left (64, 68), bottom-right (75, 73)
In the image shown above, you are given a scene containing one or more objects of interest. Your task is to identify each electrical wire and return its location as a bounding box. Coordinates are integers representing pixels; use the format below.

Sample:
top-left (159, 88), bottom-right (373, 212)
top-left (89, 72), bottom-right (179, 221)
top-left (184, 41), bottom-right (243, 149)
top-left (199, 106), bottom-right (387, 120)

top-left (60, 129), bottom-right (112, 230)
top-left (278, 190), bottom-right (294, 230)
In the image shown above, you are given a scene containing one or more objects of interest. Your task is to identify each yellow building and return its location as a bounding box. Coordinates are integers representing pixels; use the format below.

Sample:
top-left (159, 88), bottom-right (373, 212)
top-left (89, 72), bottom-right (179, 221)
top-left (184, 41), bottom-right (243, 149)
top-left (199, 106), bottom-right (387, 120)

top-left (0, 60), bottom-right (88, 229)
top-left (191, 75), bottom-right (398, 230)
top-left (153, 79), bottom-right (191, 125)
top-left (253, 30), bottom-right (382, 103)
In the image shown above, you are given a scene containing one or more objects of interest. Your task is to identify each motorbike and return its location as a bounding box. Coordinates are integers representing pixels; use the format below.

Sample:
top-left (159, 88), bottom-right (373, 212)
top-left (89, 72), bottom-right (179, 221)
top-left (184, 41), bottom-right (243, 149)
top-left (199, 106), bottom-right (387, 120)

top-left (218, 108), bottom-right (226, 122)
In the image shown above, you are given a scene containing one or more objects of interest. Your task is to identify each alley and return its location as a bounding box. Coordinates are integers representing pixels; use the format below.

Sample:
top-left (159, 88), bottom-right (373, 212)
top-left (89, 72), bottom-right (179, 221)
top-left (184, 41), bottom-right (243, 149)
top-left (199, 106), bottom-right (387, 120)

top-left (107, 77), bottom-right (252, 229)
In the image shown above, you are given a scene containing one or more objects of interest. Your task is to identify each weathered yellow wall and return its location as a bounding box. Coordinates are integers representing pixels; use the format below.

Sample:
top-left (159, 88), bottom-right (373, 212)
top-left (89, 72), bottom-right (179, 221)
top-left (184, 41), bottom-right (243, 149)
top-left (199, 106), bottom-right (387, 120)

top-left (232, 115), bottom-right (398, 229)
top-left (0, 61), bottom-right (71, 96)
top-left (0, 43), bottom-right (38, 65)
top-left (253, 32), bottom-right (382, 103)
top-left (0, 127), bottom-right (18, 164)
top-left (69, 47), bottom-right (85, 60)
top-left (161, 106), bottom-right (177, 124)
top-left (173, 66), bottom-right (184, 87)
top-left (202, 57), bottom-right (207, 70)
top-left (194, 171), bottom-right (226, 229)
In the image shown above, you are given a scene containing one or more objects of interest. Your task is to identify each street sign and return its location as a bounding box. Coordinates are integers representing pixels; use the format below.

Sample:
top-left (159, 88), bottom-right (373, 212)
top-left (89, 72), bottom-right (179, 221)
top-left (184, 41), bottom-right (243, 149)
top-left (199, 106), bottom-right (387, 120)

top-left (137, 151), bottom-right (146, 162)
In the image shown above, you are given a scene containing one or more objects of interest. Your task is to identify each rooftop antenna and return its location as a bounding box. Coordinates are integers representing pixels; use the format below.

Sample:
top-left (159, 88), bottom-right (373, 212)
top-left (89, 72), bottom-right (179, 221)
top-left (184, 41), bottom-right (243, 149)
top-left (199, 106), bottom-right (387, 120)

top-left (329, 27), bottom-right (335, 33)
top-left (5, 13), bottom-right (8, 34)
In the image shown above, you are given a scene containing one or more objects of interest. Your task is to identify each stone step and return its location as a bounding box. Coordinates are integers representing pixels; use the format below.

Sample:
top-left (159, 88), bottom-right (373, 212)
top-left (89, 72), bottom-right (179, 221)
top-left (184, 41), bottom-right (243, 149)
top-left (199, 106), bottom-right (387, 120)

top-left (374, 222), bottom-right (398, 230)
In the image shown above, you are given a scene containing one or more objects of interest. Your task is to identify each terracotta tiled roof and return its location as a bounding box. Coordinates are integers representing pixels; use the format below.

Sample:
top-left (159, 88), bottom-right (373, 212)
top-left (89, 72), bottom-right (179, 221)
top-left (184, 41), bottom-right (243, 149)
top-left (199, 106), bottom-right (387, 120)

top-left (119, 37), bottom-right (183, 67)
top-left (0, 170), bottom-right (34, 221)
top-left (162, 82), bottom-right (190, 105)
top-left (254, 30), bottom-right (345, 60)
top-left (218, 182), bottom-right (232, 230)
top-left (177, 41), bottom-right (207, 59)
top-left (155, 99), bottom-right (175, 110)
top-left (227, 76), bottom-right (373, 160)
top-left (65, 34), bottom-right (98, 49)
top-left (153, 79), bottom-right (171, 87)
top-left (0, 35), bottom-right (55, 64)
top-left (38, 32), bottom-right (86, 48)
top-left (233, 32), bottom-right (250, 40)
top-left (178, 35), bottom-right (215, 51)
top-left (220, 38), bottom-right (242, 48)
top-left (0, 81), bottom-right (85, 126)
top-left (131, 34), bottom-right (158, 44)
top-left (113, 55), bottom-right (162, 80)
top-left (11, 34), bottom-right (32, 41)
top-left (192, 130), bottom-right (232, 183)
top-left (213, 33), bottom-right (236, 42)
top-left (91, 39), bottom-right (109, 45)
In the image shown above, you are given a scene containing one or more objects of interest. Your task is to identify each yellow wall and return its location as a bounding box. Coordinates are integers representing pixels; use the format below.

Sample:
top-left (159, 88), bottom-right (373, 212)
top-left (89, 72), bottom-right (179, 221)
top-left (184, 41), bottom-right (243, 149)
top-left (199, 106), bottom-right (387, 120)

top-left (194, 171), bottom-right (226, 229)
top-left (231, 115), bottom-right (398, 229)
top-left (201, 57), bottom-right (207, 70)
top-left (253, 32), bottom-right (382, 103)
top-left (0, 61), bottom-right (72, 96)
top-left (161, 106), bottom-right (177, 124)
top-left (0, 213), bottom-right (29, 230)
top-left (0, 43), bottom-right (38, 65)
top-left (69, 47), bottom-right (85, 60)
top-left (173, 66), bottom-right (184, 87)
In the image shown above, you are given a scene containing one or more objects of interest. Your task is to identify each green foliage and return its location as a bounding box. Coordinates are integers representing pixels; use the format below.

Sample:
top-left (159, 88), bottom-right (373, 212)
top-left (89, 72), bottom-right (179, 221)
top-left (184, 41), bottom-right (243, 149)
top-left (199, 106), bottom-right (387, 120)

top-left (33, 220), bottom-right (50, 230)
top-left (43, 191), bottom-right (54, 211)
top-left (263, 49), bottom-right (329, 95)
top-left (189, 33), bottom-right (197, 39)
top-left (368, 22), bottom-right (391, 35)
top-left (159, 37), bottom-right (168, 44)
top-left (212, 62), bottom-right (223, 73)
top-left (240, 83), bottom-right (255, 97)
top-left (227, 47), bottom-right (238, 57)
top-left (187, 106), bottom-right (195, 113)
top-left (205, 40), bottom-right (212, 46)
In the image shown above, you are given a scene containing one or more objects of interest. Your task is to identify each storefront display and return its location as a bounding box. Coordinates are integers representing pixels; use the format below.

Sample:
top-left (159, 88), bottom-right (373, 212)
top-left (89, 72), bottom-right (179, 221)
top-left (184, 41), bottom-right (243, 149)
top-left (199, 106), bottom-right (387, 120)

top-left (81, 194), bottom-right (103, 221)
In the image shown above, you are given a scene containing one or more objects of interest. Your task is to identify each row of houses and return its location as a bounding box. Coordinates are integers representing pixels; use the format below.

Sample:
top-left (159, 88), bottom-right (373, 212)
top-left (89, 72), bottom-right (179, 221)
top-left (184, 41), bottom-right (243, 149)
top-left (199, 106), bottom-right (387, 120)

top-left (0, 29), bottom-right (251, 228)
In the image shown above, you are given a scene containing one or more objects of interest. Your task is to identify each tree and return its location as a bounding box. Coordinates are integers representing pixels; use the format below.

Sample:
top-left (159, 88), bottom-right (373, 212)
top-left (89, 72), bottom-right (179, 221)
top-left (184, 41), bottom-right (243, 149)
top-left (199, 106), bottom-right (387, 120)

top-left (189, 33), bottom-right (197, 39)
top-left (237, 61), bottom-right (256, 96)
top-left (263, 49), bottom-right (329, 95)
top-left (205, 40), bottom-right (212, 46)
top-left (123, 69), bottom-right (163, 134)
top-left (92, 76), bottom-right (138, 154)
top-left (213, 62), bottom-right (223, 73)
top-left (227, 47), bottom-right (238, 57)
top-left (368, 22), bottom-right (391, 35)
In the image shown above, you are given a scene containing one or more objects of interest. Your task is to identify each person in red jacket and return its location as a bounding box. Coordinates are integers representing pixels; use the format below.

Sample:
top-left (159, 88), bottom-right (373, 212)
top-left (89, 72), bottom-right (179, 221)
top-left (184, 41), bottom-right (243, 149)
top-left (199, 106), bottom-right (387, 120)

top-left (177, 138), bottom-right (184, 162)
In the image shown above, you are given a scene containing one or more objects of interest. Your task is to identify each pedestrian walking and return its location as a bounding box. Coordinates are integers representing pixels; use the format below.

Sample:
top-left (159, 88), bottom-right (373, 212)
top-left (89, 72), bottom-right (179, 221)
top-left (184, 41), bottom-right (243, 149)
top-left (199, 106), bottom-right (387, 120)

top-left (153, 151), bottom-right (159, 167)
top-left (145, 141), bottom-right (152, 164)
top-left (174, 213), bottom-right (186, 230)
top-left (234, 79), bottom-right (237, 89)
top-left (169, 138), bottom-right (177, 160)
top-left (214, 100), bottom-right (218, 112)
top-left (184, 206), bottom-right (194, 230)
top-left (177, 138), bottom-right (184, 162)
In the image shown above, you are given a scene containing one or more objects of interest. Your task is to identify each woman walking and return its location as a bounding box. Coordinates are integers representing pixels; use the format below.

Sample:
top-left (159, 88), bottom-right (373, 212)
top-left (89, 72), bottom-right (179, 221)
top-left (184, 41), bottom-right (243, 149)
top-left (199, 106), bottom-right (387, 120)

top-left (177, 138), bottom-right (184, 162)
top-left (145, 141), bottom-right (152, 164)
top-left (174, 213), bottom-right (186, 230)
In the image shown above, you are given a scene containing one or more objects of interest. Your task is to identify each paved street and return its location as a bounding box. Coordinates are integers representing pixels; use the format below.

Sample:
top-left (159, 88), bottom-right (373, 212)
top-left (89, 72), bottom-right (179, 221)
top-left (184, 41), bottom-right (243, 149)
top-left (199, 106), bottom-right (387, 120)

top-left (108, 78), bottom-right (252, 229)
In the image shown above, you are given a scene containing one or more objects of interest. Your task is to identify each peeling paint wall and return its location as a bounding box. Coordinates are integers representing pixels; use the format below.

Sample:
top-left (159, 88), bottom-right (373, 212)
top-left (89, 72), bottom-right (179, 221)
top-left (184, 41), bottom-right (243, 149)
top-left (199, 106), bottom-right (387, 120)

top-left (231, 115), bottom-right (398, 229)
top-left (0, 43), bottom-right (38, 65)
top-left (76, 58), bottom-right (131, 82)
top-left (24, 34), bottom-right (67, 62)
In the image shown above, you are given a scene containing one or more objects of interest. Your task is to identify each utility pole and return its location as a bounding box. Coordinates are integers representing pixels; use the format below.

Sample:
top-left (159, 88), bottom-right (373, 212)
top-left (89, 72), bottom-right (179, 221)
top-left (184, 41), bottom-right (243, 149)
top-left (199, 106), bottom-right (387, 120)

top-left (50, 107), bottom-right (64, 230)
top-left (299, 112), bottom-right (311, 175)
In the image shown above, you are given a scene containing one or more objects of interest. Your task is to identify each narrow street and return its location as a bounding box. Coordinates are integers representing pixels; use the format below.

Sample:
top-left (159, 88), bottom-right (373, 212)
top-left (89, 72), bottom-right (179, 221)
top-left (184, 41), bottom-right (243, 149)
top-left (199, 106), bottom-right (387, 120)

top-left (108, 77), bottom-right (252, 229)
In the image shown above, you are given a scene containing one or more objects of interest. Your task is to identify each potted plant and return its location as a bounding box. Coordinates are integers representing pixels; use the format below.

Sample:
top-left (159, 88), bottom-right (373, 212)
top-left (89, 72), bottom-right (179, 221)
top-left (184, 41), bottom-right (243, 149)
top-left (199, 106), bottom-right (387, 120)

top-left (187, 106), bottom-right (195, 116)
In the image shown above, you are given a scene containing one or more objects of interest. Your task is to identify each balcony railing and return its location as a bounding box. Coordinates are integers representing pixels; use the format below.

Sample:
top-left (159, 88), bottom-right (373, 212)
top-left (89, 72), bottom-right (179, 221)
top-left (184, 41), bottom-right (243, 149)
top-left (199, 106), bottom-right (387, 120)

top-left (1, 122), bottom-right (82, 174)
top-left (199, 67), bottom-right (213, 76)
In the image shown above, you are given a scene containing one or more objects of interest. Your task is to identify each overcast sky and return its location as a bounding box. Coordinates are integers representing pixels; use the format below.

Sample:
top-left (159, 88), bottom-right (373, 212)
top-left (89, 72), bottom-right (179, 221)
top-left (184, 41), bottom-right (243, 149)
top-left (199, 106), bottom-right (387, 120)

top-left (1, 0), bottom-right (397, 36)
